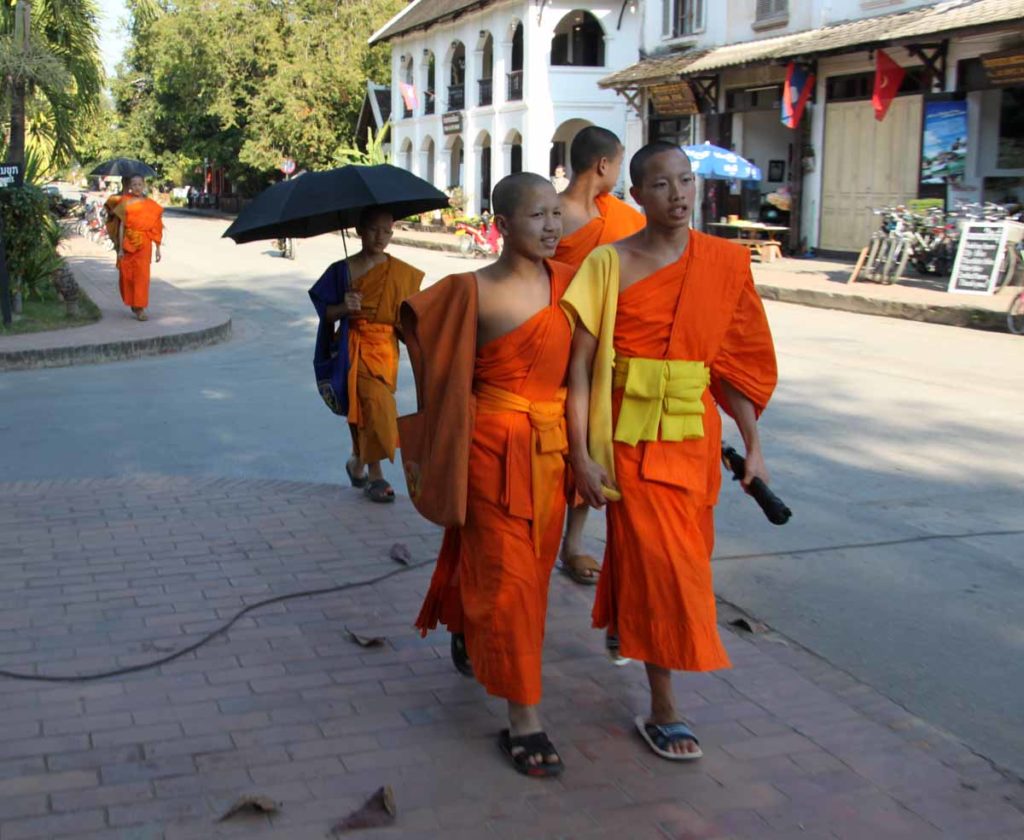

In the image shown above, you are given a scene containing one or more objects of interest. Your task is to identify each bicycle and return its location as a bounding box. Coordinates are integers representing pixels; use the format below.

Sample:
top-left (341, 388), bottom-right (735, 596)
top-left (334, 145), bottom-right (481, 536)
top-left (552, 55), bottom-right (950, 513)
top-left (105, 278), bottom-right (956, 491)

top-left (1004, 241), bottom-right (1024, 335)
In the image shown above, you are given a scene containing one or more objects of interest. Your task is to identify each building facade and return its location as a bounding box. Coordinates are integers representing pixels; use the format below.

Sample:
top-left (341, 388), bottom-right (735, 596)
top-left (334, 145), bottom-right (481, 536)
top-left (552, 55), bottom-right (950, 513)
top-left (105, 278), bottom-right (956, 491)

top-left (370, 0), bottom-right (640, 215)
top-left (602, 0), bottom-right (1024, 253)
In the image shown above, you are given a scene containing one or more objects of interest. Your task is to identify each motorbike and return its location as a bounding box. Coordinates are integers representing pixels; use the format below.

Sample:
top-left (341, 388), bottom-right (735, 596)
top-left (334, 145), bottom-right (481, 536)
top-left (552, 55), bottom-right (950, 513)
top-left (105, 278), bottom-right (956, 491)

top-left (456, 217), bottom-right (502, 258)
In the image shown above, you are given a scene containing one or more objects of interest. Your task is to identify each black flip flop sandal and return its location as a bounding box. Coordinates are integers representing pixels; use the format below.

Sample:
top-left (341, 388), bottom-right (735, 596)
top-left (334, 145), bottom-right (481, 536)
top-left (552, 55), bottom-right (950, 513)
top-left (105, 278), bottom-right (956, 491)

top-left (450, 633), bottom-right (473, 677)
top-left (498, 729), bottom-right (564, 778)
top-left (364, 478), bottom-right (395, 503)
top-left (345, 458), bottom-right (368, 488)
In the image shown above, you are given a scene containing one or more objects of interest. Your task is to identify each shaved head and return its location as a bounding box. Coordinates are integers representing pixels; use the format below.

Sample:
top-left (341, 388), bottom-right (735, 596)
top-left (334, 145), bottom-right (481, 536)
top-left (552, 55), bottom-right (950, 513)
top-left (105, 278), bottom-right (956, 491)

top-left (569, 126), bottom-right (622, 174)
top-left (629, 141), bottom-right (686, 186)
top-left (491, 172), bottom-right (553, 217)
top-left (357, 205), bottom-right (394, 230)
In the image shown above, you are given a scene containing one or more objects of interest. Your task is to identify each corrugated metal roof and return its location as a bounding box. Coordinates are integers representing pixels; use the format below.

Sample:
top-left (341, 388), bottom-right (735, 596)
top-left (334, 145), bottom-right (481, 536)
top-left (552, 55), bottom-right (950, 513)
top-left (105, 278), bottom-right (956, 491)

top-left (370, 0), bottom-right (497, 45)
top-left (600, 0), bottom-right (1024, 89)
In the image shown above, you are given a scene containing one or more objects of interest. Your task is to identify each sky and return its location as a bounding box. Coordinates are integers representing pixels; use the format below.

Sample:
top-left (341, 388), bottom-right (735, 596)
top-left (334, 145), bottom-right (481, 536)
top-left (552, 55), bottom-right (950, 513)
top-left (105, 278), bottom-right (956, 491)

top-left (97, 0), bottom-right (129, 76)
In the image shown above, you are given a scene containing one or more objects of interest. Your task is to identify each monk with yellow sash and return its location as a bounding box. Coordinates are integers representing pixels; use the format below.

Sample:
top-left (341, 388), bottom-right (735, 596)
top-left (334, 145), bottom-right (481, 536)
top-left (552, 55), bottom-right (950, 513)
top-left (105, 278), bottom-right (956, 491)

top-left (403, 173), bottom-right (572, 777)
top-left (563, 142), bottom-right (777, 761)
top-left (323, 207), bottom-right (424, 502)
top-left (113, 174), bottom-right (163, 321)
top-left (555, 127), bottom-right (646, 587)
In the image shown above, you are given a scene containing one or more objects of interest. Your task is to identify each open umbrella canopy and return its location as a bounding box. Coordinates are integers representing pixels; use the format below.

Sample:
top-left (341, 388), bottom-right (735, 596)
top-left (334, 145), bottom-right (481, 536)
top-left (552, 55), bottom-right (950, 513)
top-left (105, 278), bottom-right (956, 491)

top-left (89, 158), bottom-right (158, 178)
top-left (223, 164), bottom-right (450, 243)
top-left (682, 143), bottom-right (762, 182)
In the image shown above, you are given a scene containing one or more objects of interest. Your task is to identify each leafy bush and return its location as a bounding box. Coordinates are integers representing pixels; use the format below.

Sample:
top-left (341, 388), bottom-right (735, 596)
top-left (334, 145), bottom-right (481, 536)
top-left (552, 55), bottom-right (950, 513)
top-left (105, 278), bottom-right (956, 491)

top-left (0, 185), bottom-right (65, 300)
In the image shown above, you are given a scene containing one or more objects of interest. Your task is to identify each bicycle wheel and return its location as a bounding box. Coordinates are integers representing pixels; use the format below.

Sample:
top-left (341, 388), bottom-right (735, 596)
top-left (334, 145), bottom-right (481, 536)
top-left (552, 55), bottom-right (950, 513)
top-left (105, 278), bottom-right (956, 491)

top-left (1008, 292), bottom-right (1024, 336)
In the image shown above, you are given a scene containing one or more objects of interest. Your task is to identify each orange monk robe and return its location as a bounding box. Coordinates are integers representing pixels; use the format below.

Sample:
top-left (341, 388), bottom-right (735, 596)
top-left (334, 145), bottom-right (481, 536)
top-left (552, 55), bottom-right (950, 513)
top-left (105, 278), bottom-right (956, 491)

top-left (346, 255), bottom-right (424, 464)
top-left (415, 261), bottom-right (575, 705)
top-left (112, 197), bottom-right (163, 309)
top-left (103, 194), bottom-right (125, 243)
top-left (562, 232), bottom-right (777, 671)
top-left (554, 193), bottom-right (646, 271)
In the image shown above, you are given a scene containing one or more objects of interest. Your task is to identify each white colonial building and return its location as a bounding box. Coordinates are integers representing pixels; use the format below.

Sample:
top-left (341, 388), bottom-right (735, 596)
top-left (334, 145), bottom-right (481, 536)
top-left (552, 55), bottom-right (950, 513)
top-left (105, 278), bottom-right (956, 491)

top-left (601, 0), bottom-right (1024, 253)
top-left (370, 0), bottom-right (641, 215)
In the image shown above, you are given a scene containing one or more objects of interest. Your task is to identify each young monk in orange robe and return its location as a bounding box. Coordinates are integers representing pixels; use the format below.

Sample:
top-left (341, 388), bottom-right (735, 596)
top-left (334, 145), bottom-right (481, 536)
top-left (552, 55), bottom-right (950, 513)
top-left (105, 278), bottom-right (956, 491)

top-left (113, 174), bottom-right (163, 321)
top-left (563, 142), bottom-right (777, 761)
top-left (322, 208), bottom-right (424, 502)
top-left (555, 127), bottom-right (646, 588)
top-left (404, 173), bottom-right (572, 776)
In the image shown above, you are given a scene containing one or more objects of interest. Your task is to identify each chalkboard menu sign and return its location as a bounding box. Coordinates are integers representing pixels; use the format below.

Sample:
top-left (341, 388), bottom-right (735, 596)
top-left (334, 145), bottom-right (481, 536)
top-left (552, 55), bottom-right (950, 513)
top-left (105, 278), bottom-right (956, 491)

top-left (948, 222), bottom-right (1009, 295)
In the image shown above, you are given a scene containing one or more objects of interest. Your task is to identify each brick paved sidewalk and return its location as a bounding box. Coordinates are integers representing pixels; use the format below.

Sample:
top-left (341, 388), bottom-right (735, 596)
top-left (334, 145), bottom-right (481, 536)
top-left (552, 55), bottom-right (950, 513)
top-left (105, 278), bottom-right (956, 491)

top-left (0, 477), bottom-right (1021, 839)
top-left (391, 225), bottom-right (1015, 332)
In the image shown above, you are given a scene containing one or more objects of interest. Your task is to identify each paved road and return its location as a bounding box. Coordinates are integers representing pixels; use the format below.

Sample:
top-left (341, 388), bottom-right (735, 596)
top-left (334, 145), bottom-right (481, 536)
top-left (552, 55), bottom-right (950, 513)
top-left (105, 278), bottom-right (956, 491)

top-left (3, 210), bottom-right (1023, 778)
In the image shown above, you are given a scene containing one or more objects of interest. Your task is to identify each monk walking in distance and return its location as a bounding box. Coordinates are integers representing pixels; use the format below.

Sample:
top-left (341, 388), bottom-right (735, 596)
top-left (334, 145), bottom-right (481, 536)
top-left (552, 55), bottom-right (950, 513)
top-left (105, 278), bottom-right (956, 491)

top-left (563, 142), bottom-right (777, 761)
top-left (318, 207), bottom-right (424, 502)
top-left (113, 174), bottom-right (164, 322)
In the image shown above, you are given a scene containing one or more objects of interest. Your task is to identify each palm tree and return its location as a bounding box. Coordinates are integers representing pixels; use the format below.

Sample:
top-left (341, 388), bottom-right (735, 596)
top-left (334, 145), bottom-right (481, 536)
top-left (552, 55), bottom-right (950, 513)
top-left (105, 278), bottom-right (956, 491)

top-left (1, 0), bottom-right (103, 168)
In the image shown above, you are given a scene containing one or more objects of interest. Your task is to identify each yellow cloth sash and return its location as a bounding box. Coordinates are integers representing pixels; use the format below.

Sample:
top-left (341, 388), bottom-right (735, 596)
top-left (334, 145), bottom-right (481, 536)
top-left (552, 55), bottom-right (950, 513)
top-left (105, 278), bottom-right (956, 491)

top-left (474, 382), bottom-right (567, 556)
top-left (612, 357), bottom-right (709, 446)
top-left (346, 321), bottom-right (396, 426)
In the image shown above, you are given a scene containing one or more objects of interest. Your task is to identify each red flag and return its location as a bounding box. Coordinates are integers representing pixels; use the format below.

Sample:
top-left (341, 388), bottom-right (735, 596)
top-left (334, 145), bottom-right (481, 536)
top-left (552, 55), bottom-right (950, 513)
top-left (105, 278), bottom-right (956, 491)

top-left (399, 82), bottom-right (418, 112)
top-left (781, 62), bottom-right (814, 130)
top-left (872, 50), bottom-right (905, 121)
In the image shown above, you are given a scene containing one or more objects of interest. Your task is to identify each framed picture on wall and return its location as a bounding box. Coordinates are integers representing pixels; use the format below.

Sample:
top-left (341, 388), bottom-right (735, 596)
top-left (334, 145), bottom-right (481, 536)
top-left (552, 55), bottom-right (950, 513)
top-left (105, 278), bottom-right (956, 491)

top-left (768, 160), bottom-right (786, 182)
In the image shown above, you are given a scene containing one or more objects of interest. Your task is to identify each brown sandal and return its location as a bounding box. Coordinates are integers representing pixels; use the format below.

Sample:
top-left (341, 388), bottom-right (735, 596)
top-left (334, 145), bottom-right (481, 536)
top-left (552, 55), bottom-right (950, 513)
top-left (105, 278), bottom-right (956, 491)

top-left (561, 553), bottom-right (600, 585)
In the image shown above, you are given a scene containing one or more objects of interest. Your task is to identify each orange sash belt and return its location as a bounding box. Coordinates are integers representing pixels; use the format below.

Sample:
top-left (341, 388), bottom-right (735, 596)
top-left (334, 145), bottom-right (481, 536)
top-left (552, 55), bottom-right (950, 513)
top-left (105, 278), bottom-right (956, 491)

top-left (474, 382), bottom-right (567, 556)
top-left (346, 321), bottom-right (395, 425)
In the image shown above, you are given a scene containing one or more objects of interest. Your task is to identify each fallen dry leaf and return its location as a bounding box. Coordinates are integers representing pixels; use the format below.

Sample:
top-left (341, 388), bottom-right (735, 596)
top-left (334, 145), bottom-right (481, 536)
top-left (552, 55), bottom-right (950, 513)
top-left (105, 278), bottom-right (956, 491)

top-left (389, 543), bottom-right (412, 566)
top-left (217, 794), bottom-right (280, 822)
top-left (729, 617), bottom-right (769, 634)
top-left (344, 625), bottom-right (386, 648)
top-left (331, 785), bottom-right (397, 833)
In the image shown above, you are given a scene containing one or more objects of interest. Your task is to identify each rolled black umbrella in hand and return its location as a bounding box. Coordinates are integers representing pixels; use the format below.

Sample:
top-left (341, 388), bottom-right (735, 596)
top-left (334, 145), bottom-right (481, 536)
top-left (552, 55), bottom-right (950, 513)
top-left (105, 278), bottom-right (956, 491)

top-left (721, 445), bottom-right (792, 525)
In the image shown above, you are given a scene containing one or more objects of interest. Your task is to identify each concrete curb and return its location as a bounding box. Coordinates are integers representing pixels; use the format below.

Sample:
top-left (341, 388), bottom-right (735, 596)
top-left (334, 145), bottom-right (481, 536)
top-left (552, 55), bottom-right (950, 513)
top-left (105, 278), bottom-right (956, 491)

top-left (391, 234), bottom-right (462, 254)
top-left (393, 235), bottom-right (1009, 333)
top-left (756, 283), bottom-right (1008, 332)
top-left (0, 318), bottom-right (232, 371)
top-left (0, 243), bottom-right (234, 372)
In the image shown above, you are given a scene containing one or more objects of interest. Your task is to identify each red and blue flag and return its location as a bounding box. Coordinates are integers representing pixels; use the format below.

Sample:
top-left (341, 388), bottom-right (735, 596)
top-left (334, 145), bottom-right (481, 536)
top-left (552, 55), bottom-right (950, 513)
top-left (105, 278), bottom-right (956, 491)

top-left (781, 62), bottom-right (814, 130)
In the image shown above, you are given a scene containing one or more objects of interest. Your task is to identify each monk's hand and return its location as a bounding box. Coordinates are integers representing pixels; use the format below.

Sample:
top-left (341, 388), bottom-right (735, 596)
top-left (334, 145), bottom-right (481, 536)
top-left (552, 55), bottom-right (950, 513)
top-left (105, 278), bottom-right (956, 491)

top-left (741, 445), bottom-right (770, 489)
top-left (155, 246), bottom-right (162, 263)
top-left (574, 456), bottom-right (614, 509)
top-left (344, 291), bottom-right (363, 314)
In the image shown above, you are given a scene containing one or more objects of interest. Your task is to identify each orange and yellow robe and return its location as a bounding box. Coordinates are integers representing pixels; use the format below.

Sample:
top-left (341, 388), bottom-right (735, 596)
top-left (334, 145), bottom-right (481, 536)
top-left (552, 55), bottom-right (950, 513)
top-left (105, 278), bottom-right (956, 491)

top-left (346, 256), bottom-right (424, 464)
top-left (554, 193), bottom-right (645, 271)
top-left (561, 231), bottom-right (777, 671)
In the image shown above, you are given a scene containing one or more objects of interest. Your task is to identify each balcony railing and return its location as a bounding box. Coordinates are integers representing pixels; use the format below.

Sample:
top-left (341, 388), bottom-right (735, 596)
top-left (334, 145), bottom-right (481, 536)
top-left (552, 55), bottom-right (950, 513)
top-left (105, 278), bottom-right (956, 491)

top-left (402, 105), bottom-right (412, 119)
top-left (478, 78), bottom-right (493, 107)
top-left (424, 93), bottom-right (435, 115)
top-left (507, 70), bottom-right (523, 101)
top-left (447, 84), bottom-right (465, 112)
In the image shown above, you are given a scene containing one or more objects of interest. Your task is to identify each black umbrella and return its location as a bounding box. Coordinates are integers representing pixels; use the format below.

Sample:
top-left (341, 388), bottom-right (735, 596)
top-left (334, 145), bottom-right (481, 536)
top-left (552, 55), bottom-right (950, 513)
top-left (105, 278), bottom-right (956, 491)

top-left (222, 164), bottom-right (449, 244)
top-left (89, 157), bottom-right (158, 178)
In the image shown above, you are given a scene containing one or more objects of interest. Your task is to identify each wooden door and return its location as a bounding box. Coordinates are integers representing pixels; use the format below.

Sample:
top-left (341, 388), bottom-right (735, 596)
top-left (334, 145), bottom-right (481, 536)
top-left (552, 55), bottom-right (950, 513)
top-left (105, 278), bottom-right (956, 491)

top-left (819, 96), bottom-right (922, 252)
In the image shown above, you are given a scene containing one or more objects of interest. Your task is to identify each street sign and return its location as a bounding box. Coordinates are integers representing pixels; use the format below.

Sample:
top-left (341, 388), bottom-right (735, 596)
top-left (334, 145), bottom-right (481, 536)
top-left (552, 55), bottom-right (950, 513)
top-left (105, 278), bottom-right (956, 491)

top-left (948, 221), bottom-right (1023, 295)
top-left (0, 162), bottom-right (23, 189)
top-left (442, 112), bottom-right (463, 136)
top-left (280, 158), bottom-right (296, 176)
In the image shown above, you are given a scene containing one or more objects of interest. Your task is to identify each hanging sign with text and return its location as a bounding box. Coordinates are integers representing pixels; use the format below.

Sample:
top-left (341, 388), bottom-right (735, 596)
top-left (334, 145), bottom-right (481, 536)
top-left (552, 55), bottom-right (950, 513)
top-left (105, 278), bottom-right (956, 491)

top-left (442, 111), bottom-right (463, 136)
top-left (0, 162), bottom-right (23, 189)
top-left (948, 221), bottom-right (1011, 295)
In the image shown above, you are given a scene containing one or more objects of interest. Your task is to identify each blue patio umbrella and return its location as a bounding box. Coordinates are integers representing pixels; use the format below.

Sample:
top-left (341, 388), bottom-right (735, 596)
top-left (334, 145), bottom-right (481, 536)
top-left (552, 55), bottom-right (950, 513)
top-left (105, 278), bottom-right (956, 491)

top-left (682, 143), bottom-right (762, 181)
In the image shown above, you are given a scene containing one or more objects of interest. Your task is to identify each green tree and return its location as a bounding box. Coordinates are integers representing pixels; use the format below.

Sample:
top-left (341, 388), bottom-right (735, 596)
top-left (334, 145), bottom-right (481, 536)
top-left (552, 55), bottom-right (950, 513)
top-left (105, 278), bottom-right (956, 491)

top-left (111, 0), bottom-right (401, 194)
top-left (1, 0), bottom-right (104, 169)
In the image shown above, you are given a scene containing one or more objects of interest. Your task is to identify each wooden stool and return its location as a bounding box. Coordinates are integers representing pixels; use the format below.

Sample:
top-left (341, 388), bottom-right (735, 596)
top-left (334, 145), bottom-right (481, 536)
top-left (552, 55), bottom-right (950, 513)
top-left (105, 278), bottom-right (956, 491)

top-left (758, 242), bottom-right (782, 263)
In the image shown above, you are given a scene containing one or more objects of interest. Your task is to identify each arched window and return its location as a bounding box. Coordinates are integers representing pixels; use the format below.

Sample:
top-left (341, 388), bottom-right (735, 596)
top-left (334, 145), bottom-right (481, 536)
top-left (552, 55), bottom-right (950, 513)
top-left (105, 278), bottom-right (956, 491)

top-left (478, 32), bottom-right (494, 106)
top-left (423, 50), bottom-right (436, 115)
top-left (400, 138), bottom-right (414, 172)
top-left (476, 131), bottom-right (492, 213)
top-left (421, 135), bottom-right (436, 186)
top-left (551, 10), bottom-right (604, 67)
top-left (447, 41), bottom-right (466, 111)
top-left (400, 54), bottom-right (415, 117)
top-left (505, 129), bottom-right (523, 175)
top-left (508, 22), bottom-right (524, 101)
